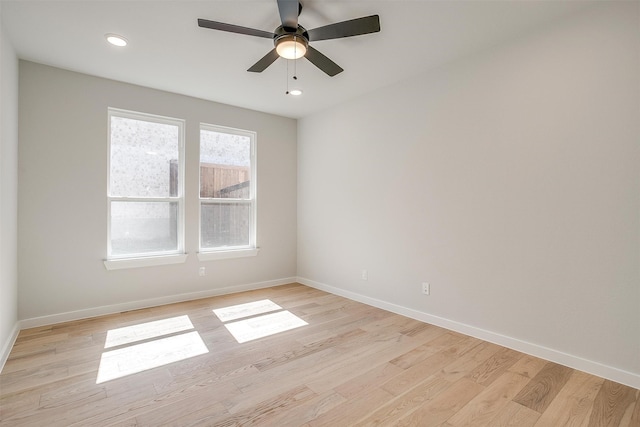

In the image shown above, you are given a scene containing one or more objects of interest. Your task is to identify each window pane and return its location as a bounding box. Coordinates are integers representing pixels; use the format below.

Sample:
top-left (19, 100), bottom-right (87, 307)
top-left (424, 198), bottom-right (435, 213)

top-left (201, 203), bottom-right (250, 248)
top-left (110, 201), bottom-right (178, 256)
top-left (110, 116), bottom-right (179, 197)
top-left (200, 129), bottom-right (250, 199)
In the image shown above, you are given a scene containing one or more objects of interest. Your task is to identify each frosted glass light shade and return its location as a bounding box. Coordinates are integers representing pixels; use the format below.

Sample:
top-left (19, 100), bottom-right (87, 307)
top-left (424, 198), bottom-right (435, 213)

top-left (276, 36), bottom-right (307, 59)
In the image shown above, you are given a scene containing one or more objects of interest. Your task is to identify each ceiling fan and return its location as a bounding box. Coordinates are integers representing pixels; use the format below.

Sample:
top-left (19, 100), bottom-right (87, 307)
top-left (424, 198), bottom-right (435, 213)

top-left (197, 0), bottom-right (380, 77)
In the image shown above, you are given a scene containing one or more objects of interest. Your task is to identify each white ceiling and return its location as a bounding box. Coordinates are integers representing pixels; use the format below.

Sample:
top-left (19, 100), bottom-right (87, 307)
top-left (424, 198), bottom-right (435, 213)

top-left (2, 0), bottom-right (591, 119)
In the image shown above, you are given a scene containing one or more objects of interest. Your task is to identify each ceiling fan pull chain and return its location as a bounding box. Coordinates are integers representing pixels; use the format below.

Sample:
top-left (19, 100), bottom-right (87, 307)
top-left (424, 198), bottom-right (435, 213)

top-left (293, 40), bottom-right (298, 81)
top-left (286, 58), bottom-right (290, 94)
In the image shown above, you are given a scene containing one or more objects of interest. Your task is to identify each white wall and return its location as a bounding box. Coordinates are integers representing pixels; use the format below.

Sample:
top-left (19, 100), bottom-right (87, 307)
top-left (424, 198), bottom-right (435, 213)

top-left (0, 4), bottom-right (19, 369)
top-left (18, 62), bottom-right (297, 322)
top-left (298, 2), bottom-right (640, 386)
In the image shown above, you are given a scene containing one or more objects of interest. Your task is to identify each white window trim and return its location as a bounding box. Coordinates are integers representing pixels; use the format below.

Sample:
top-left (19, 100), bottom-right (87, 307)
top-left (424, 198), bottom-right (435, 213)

top-left (104, 254), bottom-right (188, 270)
top-left (197, 248), bottom-right (259, 262)
top-left (199, 123), bottom-right (257, 255)
top-left (106, 108), bottom-right (186, 266)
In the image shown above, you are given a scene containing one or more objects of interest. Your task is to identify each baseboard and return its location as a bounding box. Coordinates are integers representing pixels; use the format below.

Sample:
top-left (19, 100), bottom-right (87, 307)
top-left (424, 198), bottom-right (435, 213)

top-left (0, 322), bottom-right (20, 373)
top-left (19, 277), bottom-right (297, 330)
top-left (297, 276), bottom-right (640, 390)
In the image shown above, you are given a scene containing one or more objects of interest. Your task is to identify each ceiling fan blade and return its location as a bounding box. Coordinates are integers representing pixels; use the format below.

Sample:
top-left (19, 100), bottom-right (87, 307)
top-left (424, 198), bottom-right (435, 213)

top-left (305, 46), bottom-right (343, 77)
top-left (277, 0), bottom-right (299, 30)
top-left (247, 48), bottom-right (280, 73)
top-left (307, 15), bottom-right (380, 42)
top-left (198, 19), bottom-right (275, 39)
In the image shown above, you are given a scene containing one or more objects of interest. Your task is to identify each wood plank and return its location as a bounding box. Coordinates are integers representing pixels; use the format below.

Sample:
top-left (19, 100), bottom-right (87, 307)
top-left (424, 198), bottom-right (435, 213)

top-left (294, 305), bottom-right (394, 347)
top-left (389, 331), bottom-right (467, 370)
top-left (0, 364), bottom-right (69, 395)
top-left (228, 347), bottom-right (338, 396)
top-left (489, 401), bottom-right (541, 427)
top-left (533, 370), bottom-right (604, 426)
top-left (440, 340), bottom-right (502, 382)
top-left (0, 388), bottom-right (41, 420)
top-left (334, 362), bottom-right (404, 399)
top-left (153, 360), bottom-right (257, 397)
top-left (508, 354), bottom-right (549, 379)
top-left (630, 396), bottom-right (640, 426)
top-left (447, 371), bottom-right (530, 426)
top-left (382, 336), bottom-right (481, 397)
top-left (353, 375), bottom-right (452, 426)
top-left (74, 372), bottom-right (240, 426)
top-left (513, 362), bottom-right (574, 413)
top-left (466, 346), bottom-right (522, 386)
top-left (134, 399), bottom-right (228, 426)
top-left (587, 380), bottom-right (639, 427)
top-left (395, 377), bottom-right (485, 427)
top-left (38, 376), bottom-right (107, 410)
top-left (253, 327), bottom-right (367, 371)
top-left (1, 348), bottom-right (57, 374)
top-left (304, 333), bottom-right (420, 394)
top-left (259, 390), bottom-right (346, 426)
top-left (307, 387), bottom-right (395, 427)
top-left (217, 385), bottom-right (317, 426)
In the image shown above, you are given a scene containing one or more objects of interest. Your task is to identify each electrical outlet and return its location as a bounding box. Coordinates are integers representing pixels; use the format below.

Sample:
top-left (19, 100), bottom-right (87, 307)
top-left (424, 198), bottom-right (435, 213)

top-left (199, 267), bottom-right (206, 276)
top-left (361, 269), bottom-right (368, 280)
top-left (422, 282), bottom-right (430, 295)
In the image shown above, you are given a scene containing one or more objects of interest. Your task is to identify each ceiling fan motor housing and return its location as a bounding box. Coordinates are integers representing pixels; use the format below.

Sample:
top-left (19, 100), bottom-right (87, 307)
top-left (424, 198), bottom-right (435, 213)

top-left (274, 26), bottom-right (309, 59)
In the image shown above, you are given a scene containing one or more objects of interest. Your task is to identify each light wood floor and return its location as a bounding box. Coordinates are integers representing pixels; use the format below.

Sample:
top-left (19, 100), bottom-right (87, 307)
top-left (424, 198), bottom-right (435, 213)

top-left (1, 283), bottom-right (638, 426)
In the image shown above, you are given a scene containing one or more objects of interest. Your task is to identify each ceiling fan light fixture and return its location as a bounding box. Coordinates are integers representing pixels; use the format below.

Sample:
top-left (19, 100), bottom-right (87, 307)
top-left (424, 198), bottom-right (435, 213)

top-left (289, 89), bottom-right (303, 96)
top-left (275, 35), bottom-right (307, 59)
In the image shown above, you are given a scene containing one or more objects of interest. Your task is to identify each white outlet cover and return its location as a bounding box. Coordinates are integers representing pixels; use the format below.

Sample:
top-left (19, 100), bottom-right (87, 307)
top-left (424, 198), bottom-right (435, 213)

top-left (422, 282), bottom-right (430, 295)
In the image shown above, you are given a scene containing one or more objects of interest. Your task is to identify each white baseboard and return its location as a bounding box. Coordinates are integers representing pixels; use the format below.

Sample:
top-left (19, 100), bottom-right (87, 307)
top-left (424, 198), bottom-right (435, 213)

top-left (0, 322), bottom-right (20, 373)
top-left (19, 277), bottom-right (297, 330)
top-left (297, 276), bottom-right (640, 390)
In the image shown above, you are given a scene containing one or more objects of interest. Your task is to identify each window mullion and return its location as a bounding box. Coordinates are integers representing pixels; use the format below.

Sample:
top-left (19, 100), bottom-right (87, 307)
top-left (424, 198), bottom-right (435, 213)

top-left (109, 196), bottom-right (180, 203)
top-left (200, 198), bottom-right (251, 204)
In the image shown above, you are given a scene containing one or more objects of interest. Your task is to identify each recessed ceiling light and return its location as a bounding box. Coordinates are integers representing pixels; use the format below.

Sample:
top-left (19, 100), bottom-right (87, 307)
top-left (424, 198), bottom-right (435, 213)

top-left (289, 89), bottom-right (303, 96)
top-left (105, 34), bottom-right (128, 47)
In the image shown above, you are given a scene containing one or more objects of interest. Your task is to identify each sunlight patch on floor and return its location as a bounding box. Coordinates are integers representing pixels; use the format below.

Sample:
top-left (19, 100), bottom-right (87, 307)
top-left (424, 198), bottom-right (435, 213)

top-left (223, 310), bottom-right (308, 343)
top-left (104, 315), bottom-right (195, 348)
top-left (212, 299), bottom-right (283, 322)
top-left (97, 331), bottom-right (208, 384)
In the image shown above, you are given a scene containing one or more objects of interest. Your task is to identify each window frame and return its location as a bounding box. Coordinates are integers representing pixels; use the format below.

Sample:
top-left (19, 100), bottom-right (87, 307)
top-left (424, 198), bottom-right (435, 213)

top-left (105, 108), bottom-right (186, 266)
top-left (198, 123), bottom-right (257, 260)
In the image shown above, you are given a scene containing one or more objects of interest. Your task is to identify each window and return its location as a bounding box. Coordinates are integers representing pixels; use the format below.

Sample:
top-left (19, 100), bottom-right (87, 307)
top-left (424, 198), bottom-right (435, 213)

top-left (107, 109), bottom-right (185, 262)
top-left (199, 124), bottom-right (256, 258)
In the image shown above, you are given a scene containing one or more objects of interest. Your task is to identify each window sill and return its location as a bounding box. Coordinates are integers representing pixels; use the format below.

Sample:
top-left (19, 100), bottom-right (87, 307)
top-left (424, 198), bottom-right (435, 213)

top-left (104, 254), bottom-right (188, 270)
top-left (197, 248), bottom-right (259, 261)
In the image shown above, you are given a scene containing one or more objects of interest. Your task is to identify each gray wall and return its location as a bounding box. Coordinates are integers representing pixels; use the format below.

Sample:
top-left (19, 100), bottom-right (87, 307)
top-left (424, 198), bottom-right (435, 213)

top-left (298, 3), bottom-right (640, 381)
top-left (0, 5), bottom-right (19, 368)
top-left (18, 62), bottom-right (297, 320)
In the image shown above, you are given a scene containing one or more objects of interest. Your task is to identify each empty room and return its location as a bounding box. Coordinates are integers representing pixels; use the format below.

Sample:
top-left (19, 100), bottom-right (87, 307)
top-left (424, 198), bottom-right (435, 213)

top-left (1, 0), bottom-right (639, 425)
